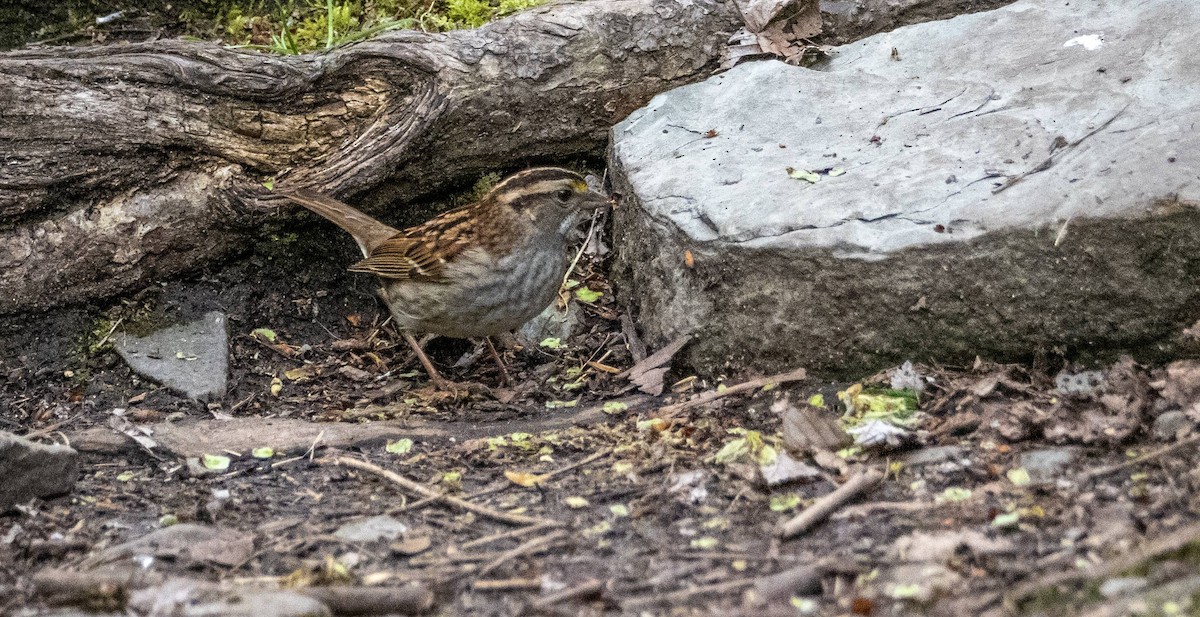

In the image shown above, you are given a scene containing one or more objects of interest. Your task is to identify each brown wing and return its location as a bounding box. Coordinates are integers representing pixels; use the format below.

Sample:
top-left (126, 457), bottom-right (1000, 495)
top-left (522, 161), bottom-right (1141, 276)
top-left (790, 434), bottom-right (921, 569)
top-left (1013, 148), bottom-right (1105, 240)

top-left (347, 206), bottom-right (479, 282)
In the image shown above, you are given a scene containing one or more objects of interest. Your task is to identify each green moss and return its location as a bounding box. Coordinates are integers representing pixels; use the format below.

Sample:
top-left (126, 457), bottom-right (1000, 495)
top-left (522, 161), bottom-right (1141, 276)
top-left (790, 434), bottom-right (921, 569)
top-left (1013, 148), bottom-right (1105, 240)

top-left (215, 0), bottom-right (549, 55)
top-left (76, 301), bottom-right (168, 360)
top-left (2, 0), bottom-right (547, 52)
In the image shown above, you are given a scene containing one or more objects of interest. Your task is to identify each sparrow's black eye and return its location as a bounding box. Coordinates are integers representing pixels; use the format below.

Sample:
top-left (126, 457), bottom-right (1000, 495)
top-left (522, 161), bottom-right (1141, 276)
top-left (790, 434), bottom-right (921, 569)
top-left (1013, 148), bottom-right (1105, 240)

top-left (556, 189), bottom-right (573, 202)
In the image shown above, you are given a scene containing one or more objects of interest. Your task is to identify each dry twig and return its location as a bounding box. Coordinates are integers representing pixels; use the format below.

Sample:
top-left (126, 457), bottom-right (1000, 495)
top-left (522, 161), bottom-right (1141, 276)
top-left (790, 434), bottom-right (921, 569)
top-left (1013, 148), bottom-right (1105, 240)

top-left (478, 529), bottom-right (568, 576)
top-left (531, 578), bottom-right (606, 611)
top-left (461, 522), bottom-right (560, 551)
top-left (623, 577), bottom-right (756, 610)
top-left (779, 467), bottom-right (884, 539)
top-left (473, 578), bottom-right (543, 591)
top-left (324, 456), bottom-right (556, 527)
top-left (657, 368), bottom-right (808, 419)
top-left (1081, 433), bottom-right (1200, 481)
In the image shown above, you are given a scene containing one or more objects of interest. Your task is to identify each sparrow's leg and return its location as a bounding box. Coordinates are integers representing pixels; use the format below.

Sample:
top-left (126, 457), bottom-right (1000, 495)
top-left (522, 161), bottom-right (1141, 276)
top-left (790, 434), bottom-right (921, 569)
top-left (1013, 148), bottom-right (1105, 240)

top-left (484, 336), bottom-right (513, 385)
top-left (402, 331), bottom-right (452, 389)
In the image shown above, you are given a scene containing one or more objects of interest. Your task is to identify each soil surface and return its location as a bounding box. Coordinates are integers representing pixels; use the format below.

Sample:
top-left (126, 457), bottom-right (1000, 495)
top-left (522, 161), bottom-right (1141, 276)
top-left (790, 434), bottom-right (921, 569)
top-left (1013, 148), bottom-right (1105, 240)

top-left (3, 205), bottom-right (1200, 617)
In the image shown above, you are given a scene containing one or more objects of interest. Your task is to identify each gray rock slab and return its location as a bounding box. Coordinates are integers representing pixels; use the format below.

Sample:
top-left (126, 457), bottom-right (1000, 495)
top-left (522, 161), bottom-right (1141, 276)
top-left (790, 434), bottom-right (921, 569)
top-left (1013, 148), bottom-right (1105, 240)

top-left (609, 0), bottom-right (1200, 377)
top-left (0, 431), bottom-right (79, 511)
top-left (115, 311), bottom-right (228, 401)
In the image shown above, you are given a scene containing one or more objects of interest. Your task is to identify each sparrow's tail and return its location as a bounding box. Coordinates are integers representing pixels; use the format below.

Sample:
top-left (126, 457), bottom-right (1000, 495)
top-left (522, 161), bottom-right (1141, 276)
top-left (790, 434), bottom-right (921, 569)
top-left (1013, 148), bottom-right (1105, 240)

top-left (280, 188), bottom-right (399, 256)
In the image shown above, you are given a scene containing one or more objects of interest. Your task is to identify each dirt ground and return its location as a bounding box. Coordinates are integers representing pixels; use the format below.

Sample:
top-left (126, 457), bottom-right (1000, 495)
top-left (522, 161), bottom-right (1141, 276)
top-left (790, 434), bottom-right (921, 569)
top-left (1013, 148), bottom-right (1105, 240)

top-left (2, 205), bottom-right (1200, 617)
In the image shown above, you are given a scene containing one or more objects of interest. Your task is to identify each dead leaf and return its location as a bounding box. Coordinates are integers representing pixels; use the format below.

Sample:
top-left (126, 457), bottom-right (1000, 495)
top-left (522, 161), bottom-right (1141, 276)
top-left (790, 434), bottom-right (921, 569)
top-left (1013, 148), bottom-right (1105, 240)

top-left (285, 366), bottom-right (319, 382)
top-left (620, 335), bottom-right (692, 396)
top-left (391, 535), bottom-right (432, 556)
top-left (811, 448), bottom-right (848, 475)
top-left (776, 399), bottom-right (852, 454)
top-left (504, 470), bottom-right (547, 488)
top-left (338, 365), bottom-right (371, 382)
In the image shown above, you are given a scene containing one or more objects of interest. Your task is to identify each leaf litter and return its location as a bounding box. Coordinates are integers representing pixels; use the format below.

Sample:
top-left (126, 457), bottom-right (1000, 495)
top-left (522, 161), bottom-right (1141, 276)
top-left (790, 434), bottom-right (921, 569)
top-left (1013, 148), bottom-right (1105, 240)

top-left (8, 210), bottom-right (1200, 616)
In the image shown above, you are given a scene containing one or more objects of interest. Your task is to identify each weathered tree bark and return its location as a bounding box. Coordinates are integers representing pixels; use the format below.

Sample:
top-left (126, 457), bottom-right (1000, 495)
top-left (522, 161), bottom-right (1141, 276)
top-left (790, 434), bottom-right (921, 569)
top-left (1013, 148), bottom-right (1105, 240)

top-left (0, 0), bottom-right (741, 314)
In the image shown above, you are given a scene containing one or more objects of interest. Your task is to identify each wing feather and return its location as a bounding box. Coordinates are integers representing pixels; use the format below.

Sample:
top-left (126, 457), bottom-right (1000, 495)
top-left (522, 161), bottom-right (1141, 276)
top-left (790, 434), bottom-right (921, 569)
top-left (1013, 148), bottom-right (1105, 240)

top-left (347, 206), bottom-right (478, 281)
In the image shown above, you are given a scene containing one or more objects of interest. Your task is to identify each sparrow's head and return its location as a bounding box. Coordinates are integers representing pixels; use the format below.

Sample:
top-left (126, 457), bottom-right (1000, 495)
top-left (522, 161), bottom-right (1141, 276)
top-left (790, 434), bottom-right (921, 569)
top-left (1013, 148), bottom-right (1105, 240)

top-left (486, 167), bottom-right (611, 235)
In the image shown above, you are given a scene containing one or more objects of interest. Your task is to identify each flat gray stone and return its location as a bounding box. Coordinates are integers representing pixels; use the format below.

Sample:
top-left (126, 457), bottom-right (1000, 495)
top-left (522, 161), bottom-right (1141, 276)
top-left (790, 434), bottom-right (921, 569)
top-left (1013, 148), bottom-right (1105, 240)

top-left (0, 430), bottom-right (79, 511)
top-left (1019, 447), bottom-right (1079, 484)
top-left (115, 311), bottom-right (228, 401)
top-left (610, 0), bottom-right (1200, 377)
top-left (903, 445), bottom-right (966, 468)
top-left (333, 515), bottom-right (408, 543)
top-left (1152, 410), bottom-right (1195, 441)
top-left (516, 303), bottom-right (580, 348)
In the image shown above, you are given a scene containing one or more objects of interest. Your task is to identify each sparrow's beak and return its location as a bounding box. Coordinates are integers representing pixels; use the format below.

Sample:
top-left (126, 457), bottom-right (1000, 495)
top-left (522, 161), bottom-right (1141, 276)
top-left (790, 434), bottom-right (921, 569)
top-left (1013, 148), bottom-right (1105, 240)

top-left (581, 191), bottom-right (613, 211)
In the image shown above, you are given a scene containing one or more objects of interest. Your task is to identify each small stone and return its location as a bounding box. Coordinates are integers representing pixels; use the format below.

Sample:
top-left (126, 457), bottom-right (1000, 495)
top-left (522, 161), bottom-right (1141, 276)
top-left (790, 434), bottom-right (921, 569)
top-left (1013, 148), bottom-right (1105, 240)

top-left (903, 445), bottom-right (966, 468)
top-left (0, 431), bottom-right (79, 511)
top-left (760, 451), bottom-right (822, 487)
top-left (516, 304), bottom-right (580, 348)
top-left (1098, 576), bottom-right (1147, 598)
top-left (334, 515), bottom-right (408, 543)
top-left (1019, 447), bottom-right (1079, 484)
top-left (115, 311), bottom-right (229, 401)
top-left (1152, 410), bottom-right (1195, 441)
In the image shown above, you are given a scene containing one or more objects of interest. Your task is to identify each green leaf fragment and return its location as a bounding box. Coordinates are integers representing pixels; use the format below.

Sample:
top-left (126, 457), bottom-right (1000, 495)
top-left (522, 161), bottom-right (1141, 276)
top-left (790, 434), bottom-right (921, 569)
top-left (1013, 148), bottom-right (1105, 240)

top-left (539, 337), bottom-right (564, 350)
top-left (787, 168), bottom-right (820, 183)
top-left (770, 494), bottom-right (802, 512)
top-left (939, 487), bottom-right (972, 503)
top-left (386, 439), bottom-right (414, 455)
top-left (574, 287), bottom-right (603, 303)
top-left (1006, 468), bottom-right (1031, 487)
top-left (116, 471), bottom-right (135, 482)
top-left (252, 447), bottom-right (275, 459)
top-left (251, 328), bottom-right (277, 342)
top-left (610, 504), bottom-right (630, 517)
top-left (991, 511), bottom-right (1021, 528)
top-left (690, 536), bottom-right (719, 549)
top-left (602, 401), bottom-right (629, 415)
top-left (202, 454), bottom-right (231, 471)
top-left (713, 437), bottom-right (749, 464)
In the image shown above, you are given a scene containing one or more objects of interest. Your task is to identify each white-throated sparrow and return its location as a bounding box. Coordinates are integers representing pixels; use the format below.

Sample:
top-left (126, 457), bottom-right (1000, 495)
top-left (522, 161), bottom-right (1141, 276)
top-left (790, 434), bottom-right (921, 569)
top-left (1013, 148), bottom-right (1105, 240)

top-left (282, 167), bottom-right (610, 388)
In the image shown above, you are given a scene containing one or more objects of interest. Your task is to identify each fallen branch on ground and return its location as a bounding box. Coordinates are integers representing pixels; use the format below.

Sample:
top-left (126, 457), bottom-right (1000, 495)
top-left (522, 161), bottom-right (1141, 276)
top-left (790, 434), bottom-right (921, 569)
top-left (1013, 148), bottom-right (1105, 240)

top-left (32, 568), bottom-right (434, 615)
top-left (779, 467), bottom-right (884, 539)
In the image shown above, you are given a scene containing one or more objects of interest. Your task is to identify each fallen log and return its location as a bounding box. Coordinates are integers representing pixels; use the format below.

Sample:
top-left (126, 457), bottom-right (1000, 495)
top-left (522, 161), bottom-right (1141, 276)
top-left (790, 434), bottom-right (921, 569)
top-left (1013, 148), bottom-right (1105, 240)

top-left (0, 0), bottom-right (742, 313)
